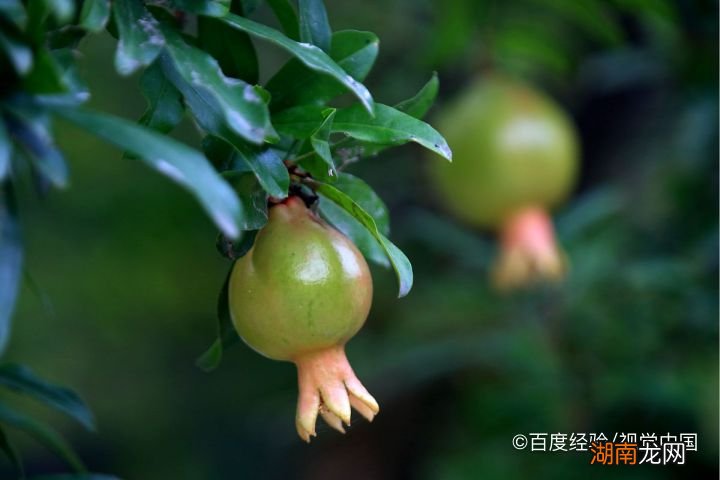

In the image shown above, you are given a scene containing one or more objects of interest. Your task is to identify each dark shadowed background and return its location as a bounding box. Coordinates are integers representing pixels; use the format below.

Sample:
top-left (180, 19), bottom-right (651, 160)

top-left (3, 0), bottom-right (718, 478)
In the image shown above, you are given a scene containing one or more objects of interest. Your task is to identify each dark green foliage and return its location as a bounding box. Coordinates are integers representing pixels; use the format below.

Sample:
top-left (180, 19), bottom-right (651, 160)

top-left (0, 2), bottom-right (454, 474)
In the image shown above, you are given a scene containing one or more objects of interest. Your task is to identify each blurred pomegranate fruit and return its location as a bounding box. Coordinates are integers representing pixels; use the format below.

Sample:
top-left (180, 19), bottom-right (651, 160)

top-left (431, 76), bottom-right (579, 289)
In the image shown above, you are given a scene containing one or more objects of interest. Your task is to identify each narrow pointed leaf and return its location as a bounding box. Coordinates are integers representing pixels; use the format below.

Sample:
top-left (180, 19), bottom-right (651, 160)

top-left (201, 134), bottom-right (248, 173)
top-left (395, 72), bottom-right (439, 119)
top-left (332, 173), bottom-right (389, 234)
top-left (271, 104), bottom-right (324, 138)
top-left (310, 179), bottom-right (412, 297)
top-left (309, 109), bottom-right (336, 175)
top-left (319, 199), bottom-right (389, 267)
top-left (202, 137), bottom-right (269, 231)
top-left (318, 172), bottom-right (390, 266)
top-left (221, 14), bottom-right (374, 115)
top-left (298, 0), bottom-right (331, 52)
top-left (53, 107), bottom-right (242, 238)
top-left (79, 0), bottom-right (110, 32)
top-left (274, 103), bottom-right (452, 160)
top-left (138, 62), bottom-right (184, 133)
top-left (267, 30), bottom-right (378, 112)
top-left (0, 402), bottom-right (85, 472)
top-left (0, 183), bottom-right (22, 356)
top-left (332, 104), bottom-right (452, 160)
top-left (227, 174), bottom-right (268, 230)
top-left (348, 72), bottom-right (440, 158)
top-left (160, 28), bottom-right (272, 144)
top-left (113, 0), bottom-right (165, 75)
top-left (232, 145), bottom-right (289, 199)
top-left (0, 363), bottom-right (95, 431)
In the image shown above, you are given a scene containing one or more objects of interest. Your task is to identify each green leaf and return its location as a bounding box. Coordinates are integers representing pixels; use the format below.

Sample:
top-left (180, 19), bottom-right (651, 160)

top-left (266, 0), bottom-right (299, 40)
top-left (0, 183), bottom-right (22, 358)
top-left (225, 174), bottom-right (268, 230)
top-left (298, 0), bottom-right (331, 52)
top-left (0, 120), bottom-right (11, 180)
top-left (196, 263), bottom-right (246, 372)
top-left (198, 15), bottom-right (259, 84)
top-left (202, 138), bottom-right (273, 227)
top-left (274, 103), bottom-right (453, 160)
top-left (318, 196), bottom-right (389, 267)
top-left (345, 72), bottom-right (440, 159)
top-left (324, 30), bottom-right (378, 81)
top-left (5, 106), bottom-right (68, 188)
top-left (0, 31), bottom-right (32, 75)
top-left (201, 134), bottom-right (245, 172)
top-left (53, 107), bottom-right (243, 239)
top-left (79, 0), bottom-right (110, 32)
top-left (332, 104), bottom-right (451, 160)
top-left (0, 425), bottom-right (23, 477)
top-left (138, 62), bottom-right (184, 133)
top-left (0, 363), bottom-right (95, 431)
top-left (0, 402), bottom-right (85, 472)
top-left (232, 144), bottom-right (289, 199)
top-left (298, 153), bottom-right (334, 182)
top-left (267, 30), bottom-right (378, 112)
top-left (202, 136), bottom-right (271, 230)
top-left (395, 72), bottom-right (439, 119)
top-left (270, 104), bottom-right (325, 138)
top-left (332, 173), bottom-right (389, 234)
top-left (159, 28), bottom-right (272, 145)
top-left (113, 0), bottom-right (165, 75)
top-left (168, 0), bottom-right (230, 17)
top-left (221, 14), bottom-right (374, 115)
top-left (317, 173), bottom-right (391, 267)
top-left (309, 108), bottom-right (336, 175)
top-left (309, 179), bottom-right (412, 297)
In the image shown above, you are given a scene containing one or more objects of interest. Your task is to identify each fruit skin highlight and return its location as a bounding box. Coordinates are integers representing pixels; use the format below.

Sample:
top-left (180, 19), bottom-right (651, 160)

top-left (431, 76), bottom-right (579, 289)
top-left (228, 196), bottom-right (378, 441)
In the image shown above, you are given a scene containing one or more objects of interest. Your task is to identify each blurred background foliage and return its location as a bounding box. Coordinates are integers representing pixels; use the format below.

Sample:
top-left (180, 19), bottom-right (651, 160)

top-left (2, 0), bottom-right (718, 478)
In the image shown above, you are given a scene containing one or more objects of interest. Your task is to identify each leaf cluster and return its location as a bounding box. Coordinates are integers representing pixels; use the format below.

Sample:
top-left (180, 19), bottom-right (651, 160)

top-left (0, 0), bottom-right (452, 443)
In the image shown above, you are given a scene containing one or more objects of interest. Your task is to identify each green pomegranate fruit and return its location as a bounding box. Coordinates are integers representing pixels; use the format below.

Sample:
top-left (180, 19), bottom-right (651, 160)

top-left (430, 76), bottom-right (580, 289)
top-left (229, 196), bottom-right (378, 441)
